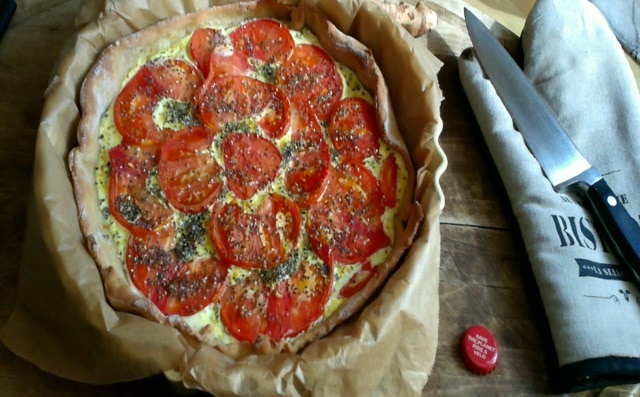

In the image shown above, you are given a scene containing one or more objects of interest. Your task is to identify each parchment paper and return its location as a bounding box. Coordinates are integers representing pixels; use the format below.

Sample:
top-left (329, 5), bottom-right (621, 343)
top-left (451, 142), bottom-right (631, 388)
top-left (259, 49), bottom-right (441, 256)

top-left (0, 0), bottom-right (444, 395)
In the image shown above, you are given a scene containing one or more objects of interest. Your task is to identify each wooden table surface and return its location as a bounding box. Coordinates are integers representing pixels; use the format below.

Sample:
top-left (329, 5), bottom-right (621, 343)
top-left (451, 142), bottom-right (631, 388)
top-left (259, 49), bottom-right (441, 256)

top-left (0, 0), bottom-right (637, 395)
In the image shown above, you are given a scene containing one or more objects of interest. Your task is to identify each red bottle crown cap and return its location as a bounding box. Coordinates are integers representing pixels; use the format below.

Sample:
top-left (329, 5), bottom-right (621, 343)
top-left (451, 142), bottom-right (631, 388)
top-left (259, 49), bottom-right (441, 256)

top-left (461, 325), bottom-right (499, 375)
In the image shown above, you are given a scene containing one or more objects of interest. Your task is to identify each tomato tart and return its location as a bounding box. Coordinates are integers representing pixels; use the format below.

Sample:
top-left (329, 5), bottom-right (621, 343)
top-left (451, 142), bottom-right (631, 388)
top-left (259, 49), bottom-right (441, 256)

top-left (69, 0), bottom-right (423, 356)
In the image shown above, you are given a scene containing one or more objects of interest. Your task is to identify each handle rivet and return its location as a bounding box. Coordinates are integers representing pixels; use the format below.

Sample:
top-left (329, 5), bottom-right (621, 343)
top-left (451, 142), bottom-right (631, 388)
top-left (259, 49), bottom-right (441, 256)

top-left (607, 195), bottom-right (618, 207)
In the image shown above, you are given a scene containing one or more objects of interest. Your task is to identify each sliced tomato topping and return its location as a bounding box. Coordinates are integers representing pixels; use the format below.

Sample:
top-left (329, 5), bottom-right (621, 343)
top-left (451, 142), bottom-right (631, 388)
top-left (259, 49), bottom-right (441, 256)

top-left (222, 132), bottom-right (282, 200)
top-left (258, 194), bottom-right (302, 266)
top-left (189, 28), bottom-right (225, 77)
top-left (329, 98), bottom-right (381, 162)
top-left (114, 59), bottom-right (203, 146)
top-left (126, 231), bottom-right (228, 316)
top-left (163, 256), bottom-right (228, 316)
top-left (158, 126), bottom-right (222, 213)
top-left (307, 162), bottom-right (390, 264)
top-left (219, 271), bottom-right (270, 343)
top-left (113, 68), bottom-right (162, 146)
top-left (267, 260), bottom-right (332, 340)
top-left (380, 154), bottom-right (399, 208)
top-left (190, 28), bottom-right (251, 79)
top-left (108, 144), bottom-right (174, 236)
top-left (277, 44), bottom-right (343, 122)
top-left (210, 194), bottom-right (301, 270)
top-left (198, 75), bottom-right (290, 138)
top-left (126, 230), bottom-right (181, 307)
top-left (339, 261), bottom-right (377, 298)
top-left (283, 106), bottom-right (330, 206)
top-left (230, 18), bottom-right (294, 66)
top-left (220, 259), bottom-right (331, 343)
top-left (207, 47), bottom-right (251, 79)
top-left (147, 59), bottom-right (203, 103)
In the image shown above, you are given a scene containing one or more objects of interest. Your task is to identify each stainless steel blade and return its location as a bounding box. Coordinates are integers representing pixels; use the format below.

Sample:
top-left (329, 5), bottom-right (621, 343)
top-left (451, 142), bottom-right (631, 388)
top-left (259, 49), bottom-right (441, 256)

top-left (464, 8), bottom-right (602, 191)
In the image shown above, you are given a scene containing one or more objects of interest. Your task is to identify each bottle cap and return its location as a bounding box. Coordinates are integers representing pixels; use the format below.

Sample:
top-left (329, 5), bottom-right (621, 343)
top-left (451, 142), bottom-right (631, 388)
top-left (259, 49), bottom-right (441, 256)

top-left (461, 325), bottom-right (499, 375)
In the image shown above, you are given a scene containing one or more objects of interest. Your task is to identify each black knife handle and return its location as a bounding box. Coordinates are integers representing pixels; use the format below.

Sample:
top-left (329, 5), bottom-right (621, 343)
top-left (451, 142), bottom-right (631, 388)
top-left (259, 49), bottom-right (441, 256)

top-left (584, 178), bottom-right (640, 283)
top-left (0, 0), bottom-right (16, 43)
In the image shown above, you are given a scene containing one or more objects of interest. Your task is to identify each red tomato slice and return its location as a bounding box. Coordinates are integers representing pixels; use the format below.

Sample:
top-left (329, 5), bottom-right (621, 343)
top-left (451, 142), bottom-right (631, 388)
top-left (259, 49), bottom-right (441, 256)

top-left (198, 75), bottom-right (290, 138)
top-left (329, 98), bottom-right (381, 162)
top-left (207, 47), bottom-right (251, 79)
top-left (222, 132), bottom-right (282, 200)
top-left (380, 154), bottom-right (398, 208)
top-left (277, 44), bottom-right (343, 122)
top-left (283, 106), bottom-right (330, 206)
top-left (258, 194), bottom-right (302, 265)
top-left (108, 144), bottom-right (173, 236)
top-left (219, 271), bottom-right (270, 343)
top-left (163, 256), bottom-right (229, 316)
top-left (307, 162), bottom-right (390, 264)
top-left (114, 59), bottom-right (203, 146)
top-left (158, 126), bottom-right (222, 213)
top-left (189, 28), bottom-right (225, 77)
top-left (267, 260), bottom-right (332, 340)
top-left (210, 194), bottom-right (301, 270)
top-left (148, 59), bottom-right (203, 103)
top-left (126, 230), bottom-right (181, 308)
top-left (339, 261), bottom-right (377, 298)
top-left (220, 259), bottom-right (331, 343)
top-left (230, 19), bottom-right (294, 66)
top-left (113, 67), bottom-right (163, 146)
top-left (126, 232), bottom-right (228, 316)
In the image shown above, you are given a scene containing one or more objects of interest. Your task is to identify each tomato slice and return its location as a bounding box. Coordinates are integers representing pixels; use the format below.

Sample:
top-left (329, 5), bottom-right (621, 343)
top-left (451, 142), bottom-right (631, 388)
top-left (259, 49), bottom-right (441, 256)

top-left (210, 194), bottom-right (301, 270)
top-left (198, 75), bottom-right (290, 138)
top-left (148, 59), bottom-right (203, 103)
top-left (307, 162), bottom-right (390, 264)
top-left (113, 67), bottom-right (163, 146)
top-left (329, 98), bottom-right (381, 162)
top-left (158, 126), bottom-right (222, 213)
top-left (283, 106), bottom-right (330, 206)
top-left (189, 28), bottom-right (225, 76)
top-left (339, 261), bottom-right (377, 298)
top-left (126, 230), bottom-right (181, 308)
top-left (219, 271), bottom-right (270, 343)
top-left (126, 231), bottom-right (228, 316)
top-left (380, 154), bottom-right (399, 208)
top-left (258, 194), bottom-right (302, 266)
top-left (163, 256), bottom-right (228, 316)
top-left (222, 132), bottom-right (282, 200)
top-left (108, 144), bottom-right (174, 236)
top-left (207, 47), bottom-right (251, 80)
top-left (277, 44), bottom-right (343, 122)
top-left (190, 28), bottom-right (251, 79)
top-left (220, 259), bottom-right (331, 343)
top-left (114, 59), bottom-right (203, 146)
top-left (230, 19), bottom-right (294, 66)
top-left (267, 260), bottom-right (332, 340)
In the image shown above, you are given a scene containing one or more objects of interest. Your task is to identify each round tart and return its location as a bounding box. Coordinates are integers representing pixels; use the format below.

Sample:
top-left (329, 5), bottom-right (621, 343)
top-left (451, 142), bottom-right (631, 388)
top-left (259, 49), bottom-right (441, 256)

top-left (69, 0), bottom-right (423, 357)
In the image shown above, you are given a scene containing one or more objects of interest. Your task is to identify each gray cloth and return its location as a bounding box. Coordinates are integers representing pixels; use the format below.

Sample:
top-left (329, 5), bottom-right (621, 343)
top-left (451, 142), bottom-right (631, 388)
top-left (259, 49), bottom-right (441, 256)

top-left (459, 0), bottom-right (640, 391)
top-left (590, 0), bottom-right (640, 62)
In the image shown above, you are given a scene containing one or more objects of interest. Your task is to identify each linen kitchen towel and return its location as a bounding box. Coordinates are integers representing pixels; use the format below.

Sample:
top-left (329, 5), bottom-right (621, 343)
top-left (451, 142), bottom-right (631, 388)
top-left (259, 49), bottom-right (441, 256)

top-left (589, 0), bottom-right (640, 62)
top-left (459, 0), bottom-right (640, 392)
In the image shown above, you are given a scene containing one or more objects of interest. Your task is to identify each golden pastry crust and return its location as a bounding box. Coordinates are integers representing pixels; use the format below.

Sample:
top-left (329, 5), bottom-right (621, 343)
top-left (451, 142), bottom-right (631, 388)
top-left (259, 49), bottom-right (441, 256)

top-left (69, 0), bottom-right (423, 358)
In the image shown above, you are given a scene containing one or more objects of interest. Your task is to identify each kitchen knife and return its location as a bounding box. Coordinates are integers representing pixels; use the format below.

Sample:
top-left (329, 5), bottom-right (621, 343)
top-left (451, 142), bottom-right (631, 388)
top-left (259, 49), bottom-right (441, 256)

top-left (464, 8), bottom-right (640, 284)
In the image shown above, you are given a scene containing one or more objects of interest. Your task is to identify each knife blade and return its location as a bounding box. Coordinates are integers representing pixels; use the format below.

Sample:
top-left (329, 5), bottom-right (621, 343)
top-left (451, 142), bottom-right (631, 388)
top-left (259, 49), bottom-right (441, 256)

top-left (464, 8), bottom-right (640, 283)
